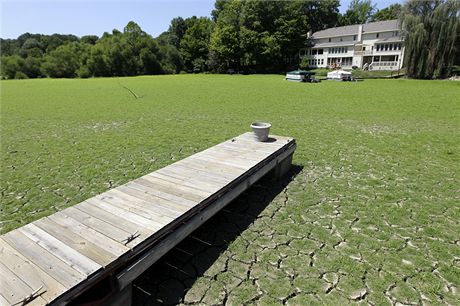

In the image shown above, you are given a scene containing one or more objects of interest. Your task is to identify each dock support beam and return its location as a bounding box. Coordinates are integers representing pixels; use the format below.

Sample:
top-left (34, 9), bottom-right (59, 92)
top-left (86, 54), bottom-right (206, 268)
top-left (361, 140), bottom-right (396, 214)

top-left (106, 284), bottom-right (132, 306)
top-left (272, 153), bottom-right (293, 180)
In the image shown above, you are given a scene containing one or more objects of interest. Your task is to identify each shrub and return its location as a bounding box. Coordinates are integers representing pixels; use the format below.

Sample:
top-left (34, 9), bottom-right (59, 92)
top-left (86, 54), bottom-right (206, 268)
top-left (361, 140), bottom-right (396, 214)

top-left (14, 71), bottom-right (29, 79)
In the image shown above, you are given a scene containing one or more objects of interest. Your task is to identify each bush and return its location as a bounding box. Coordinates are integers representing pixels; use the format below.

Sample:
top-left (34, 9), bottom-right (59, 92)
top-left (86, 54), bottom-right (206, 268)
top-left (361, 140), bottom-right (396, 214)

top-left (14, 71), bottom-right (28, 79)
top-left (299, 57), bottom-right (309, 70)
top-left (76, 65), bottom-right (91, 78)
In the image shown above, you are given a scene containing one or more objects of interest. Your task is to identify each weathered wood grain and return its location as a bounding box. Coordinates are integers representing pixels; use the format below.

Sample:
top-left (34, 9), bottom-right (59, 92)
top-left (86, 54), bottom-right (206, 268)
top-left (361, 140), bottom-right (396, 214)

top-left (0, 237), bottom-right (67, 304)
top-left (2, 230), bottom-right (86, 289)
top-left (0, 261), bottom-right (47, 306)
top-left (33, 217), bottom-right (119, 267)
top-left (19, 224), bottom-right (101, 276)
top-left (75, 201), bottom-right (154, 241)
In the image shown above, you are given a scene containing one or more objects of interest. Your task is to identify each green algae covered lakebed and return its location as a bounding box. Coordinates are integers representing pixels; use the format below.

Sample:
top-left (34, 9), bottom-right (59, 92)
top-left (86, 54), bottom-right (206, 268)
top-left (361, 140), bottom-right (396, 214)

top-left (1, 75), bottom-right (459, 304)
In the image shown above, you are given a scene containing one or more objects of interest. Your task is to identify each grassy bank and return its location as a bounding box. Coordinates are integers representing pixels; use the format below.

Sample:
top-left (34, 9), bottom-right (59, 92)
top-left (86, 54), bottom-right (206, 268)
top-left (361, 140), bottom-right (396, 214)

top-left (1, 75), bottom-right (459, 304)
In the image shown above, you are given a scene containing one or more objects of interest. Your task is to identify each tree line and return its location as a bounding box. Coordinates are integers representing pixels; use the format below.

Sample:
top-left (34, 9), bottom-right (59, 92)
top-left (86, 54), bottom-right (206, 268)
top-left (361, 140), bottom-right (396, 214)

top-left (1, 0), bottom-right (458, 79)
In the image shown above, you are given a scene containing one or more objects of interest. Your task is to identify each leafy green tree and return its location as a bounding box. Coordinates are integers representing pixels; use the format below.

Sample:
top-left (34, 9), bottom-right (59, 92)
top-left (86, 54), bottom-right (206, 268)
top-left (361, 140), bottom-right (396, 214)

top-left (81, 35), bottom-right (99, 45)
top-left (0, 39), bottom-right (20, 56)
top-left (41, 42), bottom-right (88, 78)
top-left (180, 17), bottom-right (214, 71)
top-left (157, 40), bottom-right (184, 73)
top-left (210, 0), bottom-right (339, 72)
top-left (210, 0), bottom-right (244, 70)
top-left (166, 17), bottom-right (187, 48)
top-left (340, 0), bottom-right (376, 25)
top-left (19, 38), bottom-right (44, 58)
top-left (23, 57), bottom-right (43, 78)
top-left (304, 0), bottom-right (340, 32)
top-left (87, 43), bottom-right (111, 76)
top-left (0, 55), bottom-right (25, 79)
top-left (402, 0), bottom-right (459, 79)
top-left (371, 4), bottom-right (402, 21)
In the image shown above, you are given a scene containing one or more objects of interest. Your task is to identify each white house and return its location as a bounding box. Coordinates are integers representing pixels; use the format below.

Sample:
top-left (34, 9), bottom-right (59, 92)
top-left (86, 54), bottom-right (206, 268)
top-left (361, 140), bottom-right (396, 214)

top-left (300, 20), bottom-right (405, 71)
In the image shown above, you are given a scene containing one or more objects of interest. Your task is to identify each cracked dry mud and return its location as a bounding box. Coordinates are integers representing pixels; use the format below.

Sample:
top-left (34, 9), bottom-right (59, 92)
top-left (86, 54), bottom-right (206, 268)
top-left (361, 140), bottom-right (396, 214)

top-left (132, 166), bottom-right (460, 306)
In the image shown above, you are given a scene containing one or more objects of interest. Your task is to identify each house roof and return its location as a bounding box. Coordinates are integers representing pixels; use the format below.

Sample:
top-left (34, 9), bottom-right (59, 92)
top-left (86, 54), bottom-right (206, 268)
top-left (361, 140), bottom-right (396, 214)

top-left (363, 20), bottom-right (400, 33)
top-left (312, 20), bottom-right (400, 39)
top-left (312, 24), bottom-right (360, 39)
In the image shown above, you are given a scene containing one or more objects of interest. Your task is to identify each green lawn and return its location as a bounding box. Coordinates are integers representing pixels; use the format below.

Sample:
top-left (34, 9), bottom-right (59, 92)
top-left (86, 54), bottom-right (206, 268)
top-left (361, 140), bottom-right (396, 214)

top-left (1, 75), bottom-right (459, 304)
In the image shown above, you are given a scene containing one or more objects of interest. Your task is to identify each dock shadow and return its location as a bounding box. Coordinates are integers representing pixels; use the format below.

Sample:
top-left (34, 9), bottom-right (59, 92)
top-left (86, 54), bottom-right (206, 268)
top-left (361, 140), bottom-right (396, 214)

top-left (132, 165), bottom-right (303, 306)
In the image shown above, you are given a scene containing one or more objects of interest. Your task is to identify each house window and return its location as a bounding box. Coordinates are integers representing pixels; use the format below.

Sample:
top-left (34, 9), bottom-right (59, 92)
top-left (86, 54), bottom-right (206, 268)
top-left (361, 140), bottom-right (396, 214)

top-left (353, 35), bottom-right (357, 40)
top-left (321, 59), bottom-right (324, 65)
top-left (312, 49), bottom-right (317, 55)
top-left (376, 33), bottom-right (380, 38)
top-left (363, 46), bottom-right (366, 51)
top-left (318, 49), bottom-right (323, 55)
top-left (398, 43), bottom-right (401, 50)
top-left (329, 38), bottom-right (331, 42)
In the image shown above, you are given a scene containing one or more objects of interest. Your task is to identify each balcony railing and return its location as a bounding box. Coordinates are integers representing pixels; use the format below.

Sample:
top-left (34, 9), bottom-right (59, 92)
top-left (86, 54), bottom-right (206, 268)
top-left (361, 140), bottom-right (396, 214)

top-left (355, 50), bottom-right (373, 56)
top-left (369, 61), bottom-right (399, 70)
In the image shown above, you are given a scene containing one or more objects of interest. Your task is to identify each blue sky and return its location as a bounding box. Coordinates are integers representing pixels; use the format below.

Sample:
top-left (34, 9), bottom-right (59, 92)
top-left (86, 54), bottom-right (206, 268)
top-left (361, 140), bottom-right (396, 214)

top-left (1, 0), bottom-right (403, 39)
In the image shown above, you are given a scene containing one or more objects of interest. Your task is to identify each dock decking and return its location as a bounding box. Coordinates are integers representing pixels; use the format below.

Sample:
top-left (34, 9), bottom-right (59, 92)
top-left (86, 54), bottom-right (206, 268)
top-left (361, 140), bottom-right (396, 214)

top-left (0, 132), bottom-right (296, 305)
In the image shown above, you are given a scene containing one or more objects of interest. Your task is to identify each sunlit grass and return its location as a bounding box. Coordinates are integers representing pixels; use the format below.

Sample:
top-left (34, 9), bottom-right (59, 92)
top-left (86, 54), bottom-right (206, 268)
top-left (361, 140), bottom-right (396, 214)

top-left (1, 75), bottom-right (459, 303)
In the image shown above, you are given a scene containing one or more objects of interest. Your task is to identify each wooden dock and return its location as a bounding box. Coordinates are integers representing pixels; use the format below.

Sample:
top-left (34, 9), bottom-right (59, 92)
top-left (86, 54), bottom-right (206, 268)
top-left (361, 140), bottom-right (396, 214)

top-left (0, 132), bottom-right (296, 305)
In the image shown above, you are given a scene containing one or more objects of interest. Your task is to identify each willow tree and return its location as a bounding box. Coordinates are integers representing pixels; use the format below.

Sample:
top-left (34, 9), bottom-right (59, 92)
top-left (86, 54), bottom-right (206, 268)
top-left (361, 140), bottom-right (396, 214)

top-left (401, 0), bottom-right (459, 79)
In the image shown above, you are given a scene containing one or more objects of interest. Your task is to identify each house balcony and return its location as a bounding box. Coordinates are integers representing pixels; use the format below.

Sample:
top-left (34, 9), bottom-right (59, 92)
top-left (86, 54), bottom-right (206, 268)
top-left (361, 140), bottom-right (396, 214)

top-left (354, 50), bottom-right (373, 56)
top-left (369, 61), bottom-right (400, 71)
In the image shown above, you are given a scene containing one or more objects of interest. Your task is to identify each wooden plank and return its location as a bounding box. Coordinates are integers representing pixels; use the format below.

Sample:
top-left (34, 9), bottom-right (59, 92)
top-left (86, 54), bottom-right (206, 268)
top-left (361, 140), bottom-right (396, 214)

top-left (0, 261), bottom-right (47, 306)
top-left (191, 152), bottom-right (257, 169)
top-left (132, 178), bottom-right (206, 204)
top-left (232, 137), bottom-right (291, 151)
top-left (62, 206), bottom-right (140, 249)
top-left (204, 145), bottom-right (269, 161)
top-left (216, 142), bottom-right (278, 158)
top-left (45, 213), bottom-right (131, 261)
top-left (0, 238), bottom-right (67, 304)
top-left (109, 189), bottom-right (182, 220)
top-left (158, 163), bottom-right (232, 186)
top-left (96, 190), bottom-right (176, 226)
top-left (176, 157), bottom-right (246, 178)
top-left (196, 148), bottom-right (261, 166)
top-left (218, 141), bottom-right (280, 155)
top-left (212, 143), bottom-right (273, 158)
top-left (172, 158), bottom-right (243, 179)
top-left (222, 137), bottom-right (286, 152)
top-left (116, 184), bottom-right (191, 214)
top-left (75, 201), bottom-right (154, 242)
top-left (238, 132), bottom-right (293, 144)
top-left (139, 175), bottom-right (212, 201)
top-left (0, 294), bottom-right (10, 306)
top-left (32, 217), bottom-right (117, 268)
top-left (2, 230), bottom-right (85, 289)
top-left (123, 182), bottom-right (196, 209)
top-left (187, 154), bottom-right (250, 171)
top-left (85, 197), bottom-right (163, 232)
top-left (147, 171), bottom-right (222, 194)
top-left (19, 224), bottom-right (101, 277)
